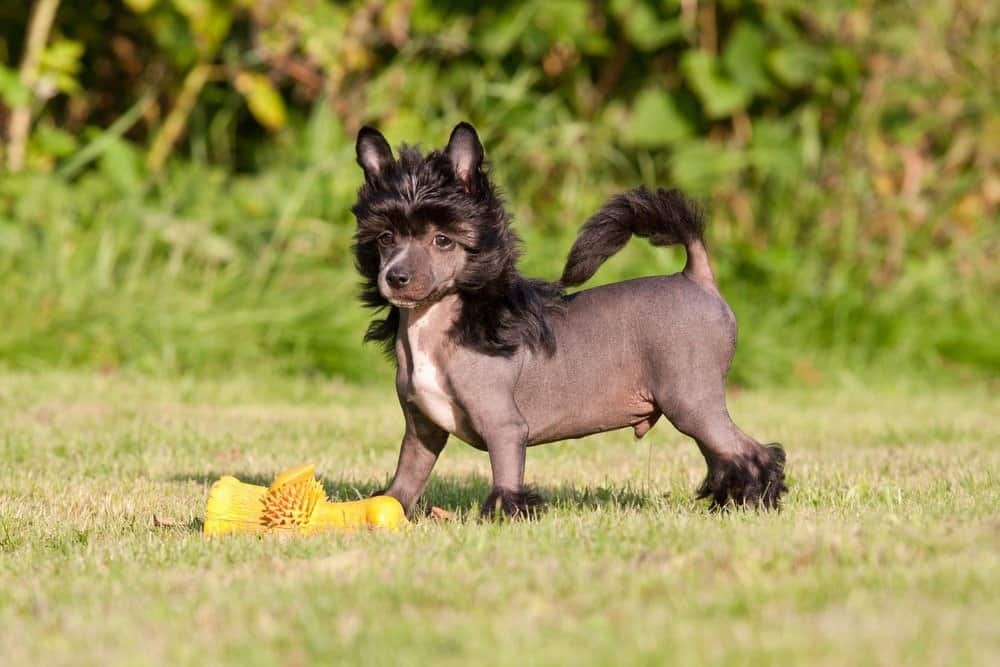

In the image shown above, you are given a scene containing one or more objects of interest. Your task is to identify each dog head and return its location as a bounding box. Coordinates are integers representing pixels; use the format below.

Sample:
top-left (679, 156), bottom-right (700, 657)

top-left (351, 123), bottom-right (521, 335)
top-left (351, 123), bottom-right (561, 356)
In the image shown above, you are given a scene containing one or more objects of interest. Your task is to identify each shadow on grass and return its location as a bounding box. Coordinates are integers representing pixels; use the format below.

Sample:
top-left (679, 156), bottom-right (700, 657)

top-left (167, 470), bottom-right (664, 530)
top-left (418, 476), bottom-right (663, 515)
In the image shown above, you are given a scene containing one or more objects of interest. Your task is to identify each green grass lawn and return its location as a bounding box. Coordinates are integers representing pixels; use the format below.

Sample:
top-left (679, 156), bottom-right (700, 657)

top-left (1, 371), bottom-right (997, 666)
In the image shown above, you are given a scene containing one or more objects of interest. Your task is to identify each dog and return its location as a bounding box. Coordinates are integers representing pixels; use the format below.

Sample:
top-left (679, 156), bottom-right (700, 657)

top-left (351, 122), bottom-right (787, 518)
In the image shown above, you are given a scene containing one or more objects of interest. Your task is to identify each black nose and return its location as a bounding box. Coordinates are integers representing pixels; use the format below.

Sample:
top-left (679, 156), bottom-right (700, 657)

top-left (386, 268), bottom-right (410, 289)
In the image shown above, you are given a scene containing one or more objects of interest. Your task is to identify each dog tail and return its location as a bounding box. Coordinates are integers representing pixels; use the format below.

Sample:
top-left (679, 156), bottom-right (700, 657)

top-left (559, 186), bottom-right (717, 293)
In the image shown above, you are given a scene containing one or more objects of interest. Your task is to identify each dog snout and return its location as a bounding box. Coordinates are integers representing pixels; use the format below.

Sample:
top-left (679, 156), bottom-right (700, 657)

top-left (386, 268), bottom-right (411, 289)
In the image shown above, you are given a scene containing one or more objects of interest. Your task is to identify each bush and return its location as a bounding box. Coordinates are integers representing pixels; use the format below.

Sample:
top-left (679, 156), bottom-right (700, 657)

top-left (0, 1), bottom-right (995, 383)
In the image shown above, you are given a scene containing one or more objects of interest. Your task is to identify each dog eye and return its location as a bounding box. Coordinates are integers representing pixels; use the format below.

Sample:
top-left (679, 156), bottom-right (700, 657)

top-left (433, 234), bottom-right (454, 249)
top-left (376, 231), bottom-right (395, 247)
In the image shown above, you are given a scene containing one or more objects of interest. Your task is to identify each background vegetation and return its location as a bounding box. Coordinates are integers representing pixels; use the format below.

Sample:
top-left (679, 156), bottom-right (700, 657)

top-left (0, 0), bottom-right (996, 385)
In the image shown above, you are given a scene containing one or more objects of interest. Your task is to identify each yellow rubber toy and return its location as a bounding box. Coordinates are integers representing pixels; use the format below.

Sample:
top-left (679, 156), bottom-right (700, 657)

top-left (203, 464), bottom-right (407, 535)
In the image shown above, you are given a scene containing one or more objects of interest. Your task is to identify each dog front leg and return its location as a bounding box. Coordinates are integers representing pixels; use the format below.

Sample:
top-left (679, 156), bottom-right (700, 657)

top-left (381, 412), bottom-right (448, 517)
top-left (450, 363), bottom-right (540, 519)
top-left (479, 422), bottom-right (542, 519)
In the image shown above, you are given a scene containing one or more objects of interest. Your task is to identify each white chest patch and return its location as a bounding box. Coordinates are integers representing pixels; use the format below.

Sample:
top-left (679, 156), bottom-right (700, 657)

top-left (403, 303), bottom-right (474, 443)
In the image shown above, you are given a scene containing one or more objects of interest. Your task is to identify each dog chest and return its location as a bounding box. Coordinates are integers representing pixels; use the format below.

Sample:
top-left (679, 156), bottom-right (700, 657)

top-left (401, 305), bottom-right (475, 443)
top-left (410, 353), bottom-right (462, 430)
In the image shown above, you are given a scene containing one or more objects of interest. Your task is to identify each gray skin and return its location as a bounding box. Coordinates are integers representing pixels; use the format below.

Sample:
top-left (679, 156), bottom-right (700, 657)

top-left (374, 225), bottom-right (764, 517)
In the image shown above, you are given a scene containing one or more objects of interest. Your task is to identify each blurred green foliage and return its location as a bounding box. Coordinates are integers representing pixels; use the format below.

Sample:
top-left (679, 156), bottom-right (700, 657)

top-left (0, 0), bottom-right (996, 384)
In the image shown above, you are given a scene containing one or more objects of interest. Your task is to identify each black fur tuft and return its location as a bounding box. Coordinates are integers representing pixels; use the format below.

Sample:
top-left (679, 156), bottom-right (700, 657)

top-left (352, 141), bottom-right (563, 357)
top-left (481, 487), bottom-right (544, 520)
top-left (697, 443), bottom-right (787, 511)
top-left (560, 186), bottom-right (706, 287)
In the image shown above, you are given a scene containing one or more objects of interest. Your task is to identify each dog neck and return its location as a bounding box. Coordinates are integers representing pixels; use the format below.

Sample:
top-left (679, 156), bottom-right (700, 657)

top-left (397, 293), bottom-right (461, 346)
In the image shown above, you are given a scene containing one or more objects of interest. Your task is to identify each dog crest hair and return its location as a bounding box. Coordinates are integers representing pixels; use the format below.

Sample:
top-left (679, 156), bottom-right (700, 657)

top-left (351, 124), bottom-right (563, 358)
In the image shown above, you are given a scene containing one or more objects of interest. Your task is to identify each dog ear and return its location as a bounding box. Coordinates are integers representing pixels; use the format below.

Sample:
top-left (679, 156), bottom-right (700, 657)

top-left (446, 122), bottom-right (484, 192)
top-left (356, 126), bottom-right (394, 181)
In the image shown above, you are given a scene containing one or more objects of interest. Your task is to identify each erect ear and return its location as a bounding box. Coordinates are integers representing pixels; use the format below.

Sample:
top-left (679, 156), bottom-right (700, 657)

top-left (446, 122), bottom-right (484, 191)
top-left (356, 126), bottom-right (394, 181)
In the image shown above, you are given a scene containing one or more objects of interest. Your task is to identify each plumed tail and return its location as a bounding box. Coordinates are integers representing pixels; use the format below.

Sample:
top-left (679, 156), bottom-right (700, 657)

top-left (559, 186), bottom-right (716, 291)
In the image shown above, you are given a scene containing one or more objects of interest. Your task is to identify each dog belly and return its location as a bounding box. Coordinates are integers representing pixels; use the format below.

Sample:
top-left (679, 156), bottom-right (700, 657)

top-left (518, 372), bottom-right (651, 443)
top-left (520, 388), bottom-right (659, 445)
top-left (514, 313), bottom-right (659, 445)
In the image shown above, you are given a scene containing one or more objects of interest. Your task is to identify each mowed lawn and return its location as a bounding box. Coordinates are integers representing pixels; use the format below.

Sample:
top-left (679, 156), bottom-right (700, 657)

top-left (0, 371), bottom-right (997, 666)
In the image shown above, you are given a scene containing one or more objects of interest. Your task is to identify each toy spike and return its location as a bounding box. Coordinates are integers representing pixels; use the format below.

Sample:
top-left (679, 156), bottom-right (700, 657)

top-left (203, 464), bottom-right (407, 535)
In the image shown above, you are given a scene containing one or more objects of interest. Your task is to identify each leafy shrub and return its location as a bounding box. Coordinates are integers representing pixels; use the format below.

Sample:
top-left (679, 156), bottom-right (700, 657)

top-left (0, 1), bottom-right (995, 383)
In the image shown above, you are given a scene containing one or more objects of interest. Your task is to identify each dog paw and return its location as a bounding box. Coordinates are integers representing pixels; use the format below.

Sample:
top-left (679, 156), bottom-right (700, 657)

top-left (481, 487), bottom-right (544, 520)
top-left (697, 443), bottom-right (787, 511)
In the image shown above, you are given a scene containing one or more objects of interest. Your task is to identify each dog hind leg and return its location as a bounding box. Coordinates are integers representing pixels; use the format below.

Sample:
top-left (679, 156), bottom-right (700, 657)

top-left (655, 383), bottom-right (787, 510)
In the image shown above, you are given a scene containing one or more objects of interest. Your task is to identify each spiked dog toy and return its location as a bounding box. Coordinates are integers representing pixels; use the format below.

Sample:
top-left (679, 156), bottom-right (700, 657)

top-left (203, 464), bottom-right (407, 535)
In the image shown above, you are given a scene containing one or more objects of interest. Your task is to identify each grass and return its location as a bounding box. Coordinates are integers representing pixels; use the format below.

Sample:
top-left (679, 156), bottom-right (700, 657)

top-left (1, 370), bottom-right (997, 666)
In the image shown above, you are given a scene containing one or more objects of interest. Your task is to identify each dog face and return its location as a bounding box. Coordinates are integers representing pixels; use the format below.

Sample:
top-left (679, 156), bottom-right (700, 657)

top-left (351, 123), bottom-right (514, 313)
top-left (373, 224), bottom-right (469, 308)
